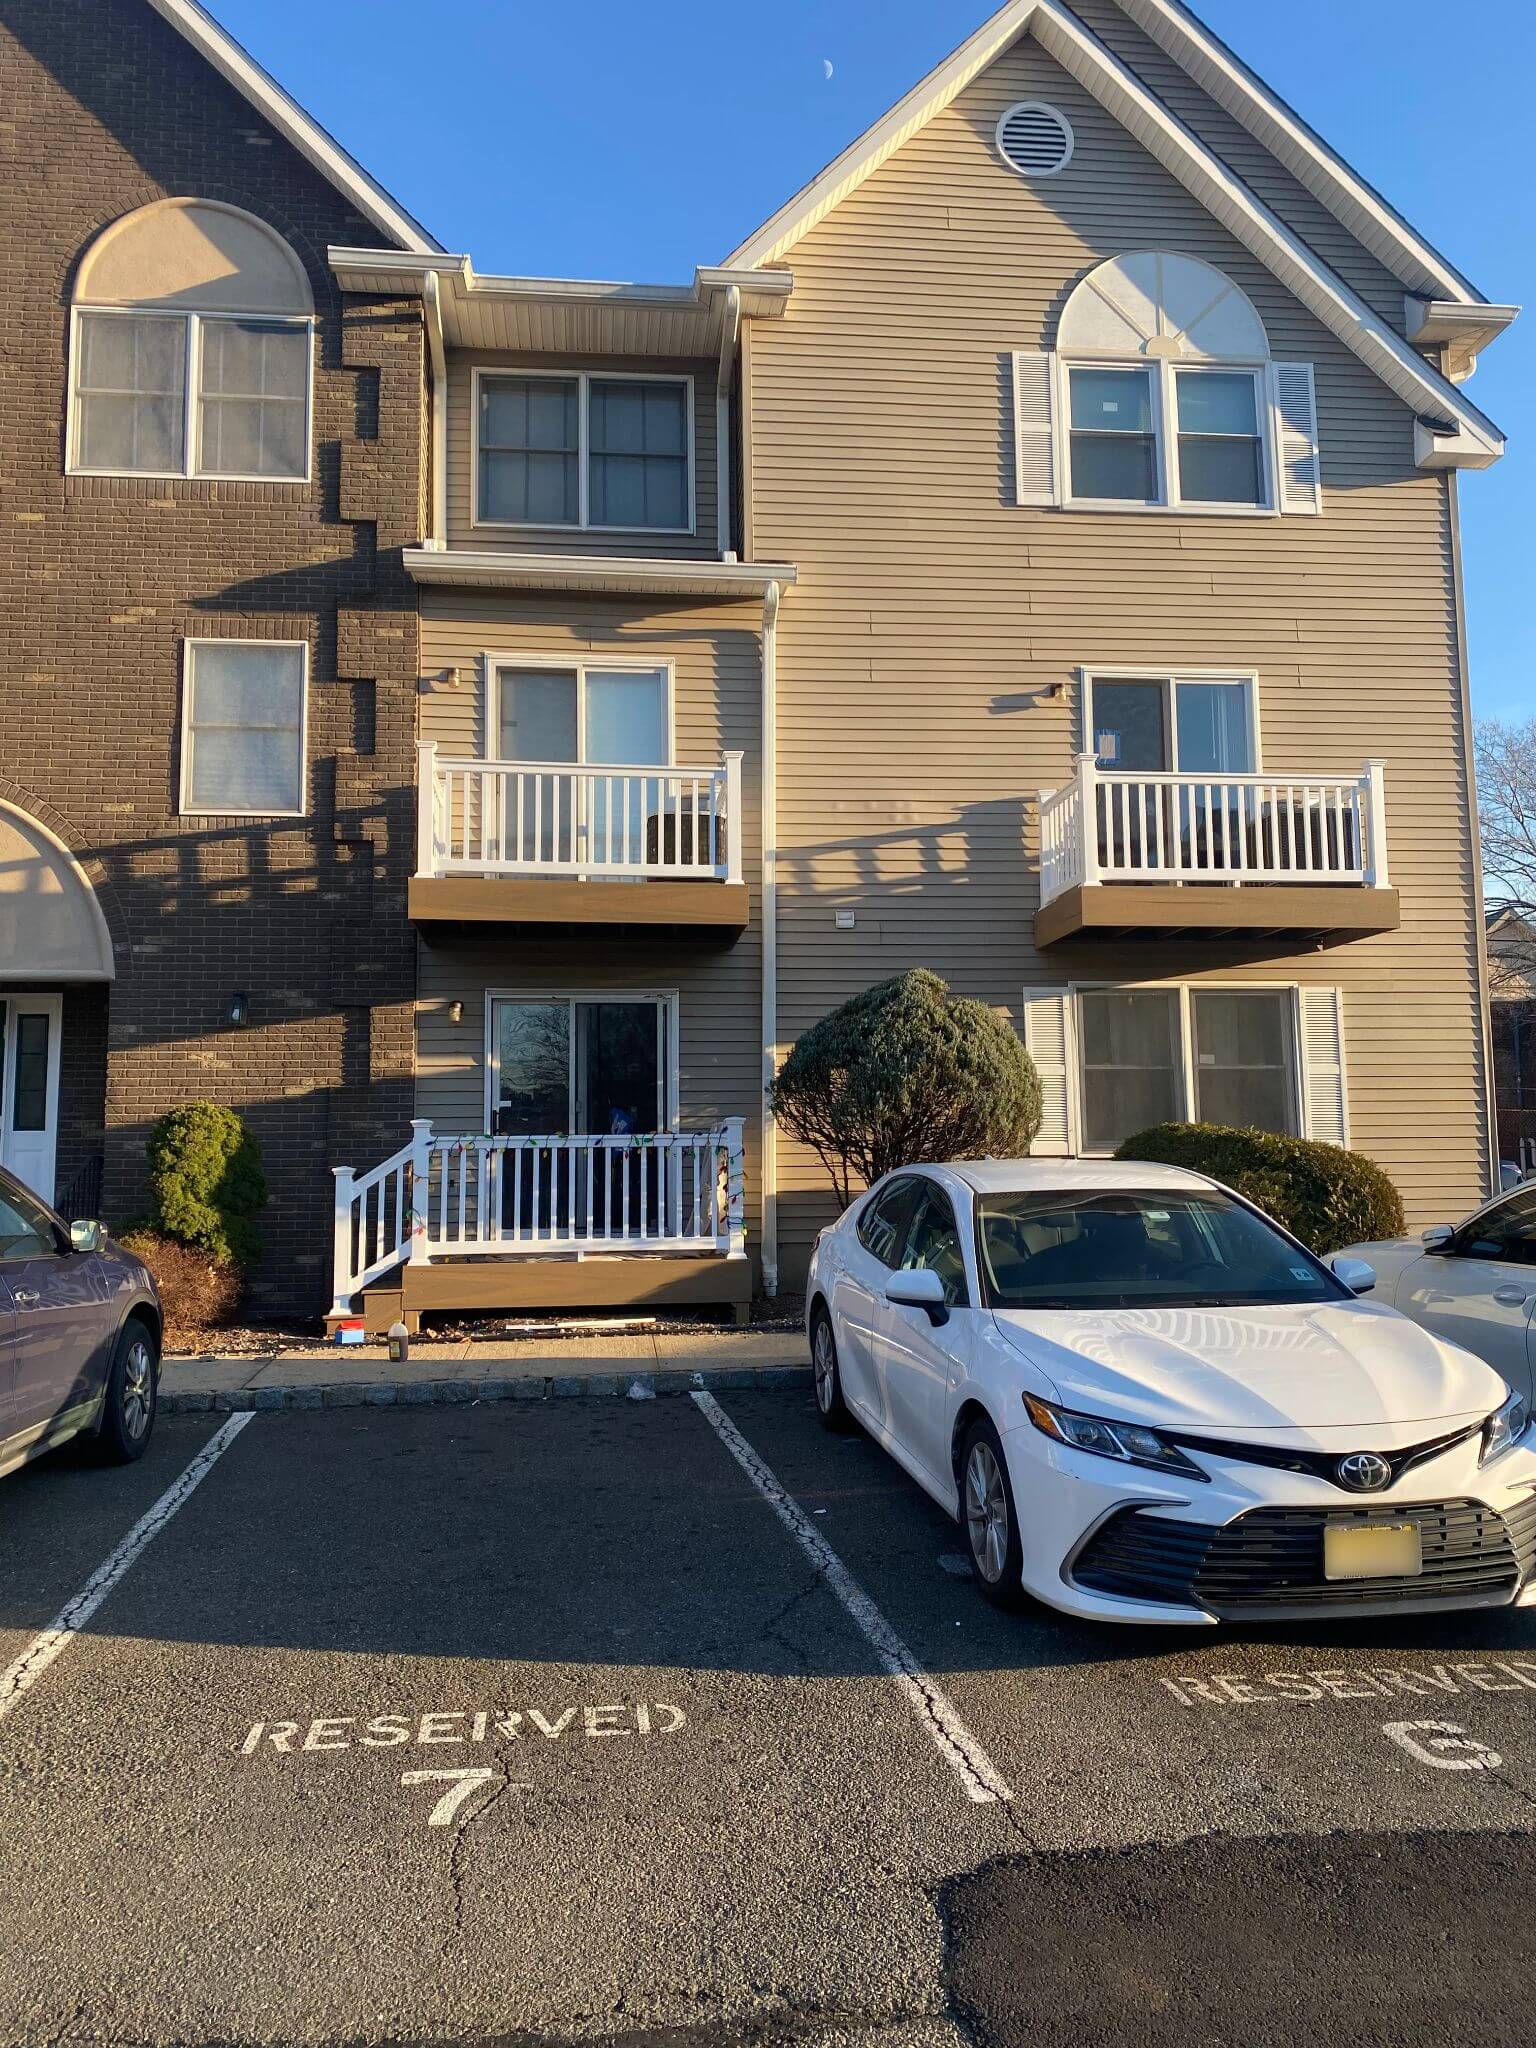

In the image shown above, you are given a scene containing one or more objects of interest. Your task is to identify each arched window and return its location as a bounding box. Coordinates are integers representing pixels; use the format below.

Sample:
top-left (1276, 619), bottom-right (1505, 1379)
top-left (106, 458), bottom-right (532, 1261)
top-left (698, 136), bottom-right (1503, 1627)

top-left (1013, 252), bottom-right (1320, 515)
top-left (68, 198), bottom-right (314, 481)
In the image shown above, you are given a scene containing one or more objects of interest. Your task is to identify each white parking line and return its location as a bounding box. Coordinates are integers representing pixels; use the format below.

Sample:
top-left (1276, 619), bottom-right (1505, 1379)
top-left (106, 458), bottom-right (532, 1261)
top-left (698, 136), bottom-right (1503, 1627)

top-left (0, 1413), bottom-right (254, 1728)
top-left (691, 1391), bottom-right (1014, 1806)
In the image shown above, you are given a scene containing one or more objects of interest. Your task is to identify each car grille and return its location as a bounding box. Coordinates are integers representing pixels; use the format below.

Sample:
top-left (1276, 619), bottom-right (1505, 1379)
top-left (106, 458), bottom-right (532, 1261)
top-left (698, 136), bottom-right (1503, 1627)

top-left (1163, 1419), bottom-right (1484, 1491)
top-left (1072, 1494), bottom-right (1536, 1617)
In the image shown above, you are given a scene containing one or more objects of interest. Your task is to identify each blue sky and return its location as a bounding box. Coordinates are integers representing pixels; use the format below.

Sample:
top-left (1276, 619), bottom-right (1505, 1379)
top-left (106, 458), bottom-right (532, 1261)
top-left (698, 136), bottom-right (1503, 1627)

top-left (217, 0), bottom-right (1532, 722)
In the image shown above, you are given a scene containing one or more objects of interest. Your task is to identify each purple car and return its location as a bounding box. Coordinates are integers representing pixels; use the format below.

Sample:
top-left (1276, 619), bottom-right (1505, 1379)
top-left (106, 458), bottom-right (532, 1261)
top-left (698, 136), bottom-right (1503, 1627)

top-left (0, 1164), bottom-right (161, 1480)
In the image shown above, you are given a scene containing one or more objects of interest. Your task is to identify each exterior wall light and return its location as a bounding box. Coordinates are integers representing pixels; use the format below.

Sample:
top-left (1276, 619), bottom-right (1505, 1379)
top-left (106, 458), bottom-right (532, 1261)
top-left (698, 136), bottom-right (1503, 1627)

top-left (229, 992), bottom-right (249, 1027)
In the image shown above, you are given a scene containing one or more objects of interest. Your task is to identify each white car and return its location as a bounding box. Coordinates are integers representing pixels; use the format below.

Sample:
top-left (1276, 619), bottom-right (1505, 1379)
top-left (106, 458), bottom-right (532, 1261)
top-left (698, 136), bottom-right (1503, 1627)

top-left (1342, 1185), bottom-right (1536, 1401)
top-left (805, 1160), bottom-right (1536, 1626)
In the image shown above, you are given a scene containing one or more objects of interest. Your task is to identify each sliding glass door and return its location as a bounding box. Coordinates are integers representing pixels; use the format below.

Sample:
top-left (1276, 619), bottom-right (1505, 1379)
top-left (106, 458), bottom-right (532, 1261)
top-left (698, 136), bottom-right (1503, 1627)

top-left (494, 663), bottom-right (668, 869)
top-left (490, 997), bottom-right (671, 1236)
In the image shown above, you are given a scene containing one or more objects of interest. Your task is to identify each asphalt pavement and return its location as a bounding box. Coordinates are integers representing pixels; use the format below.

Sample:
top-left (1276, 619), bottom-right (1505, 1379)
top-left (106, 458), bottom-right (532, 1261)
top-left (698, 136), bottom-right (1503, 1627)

top-left (2, 1389), bottom-right (1535, 2046)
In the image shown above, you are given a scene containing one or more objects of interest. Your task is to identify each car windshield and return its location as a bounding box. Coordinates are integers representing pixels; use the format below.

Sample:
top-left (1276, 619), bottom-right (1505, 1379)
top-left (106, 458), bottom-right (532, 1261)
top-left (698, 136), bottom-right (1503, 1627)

top-left (975, 1188), bottom-right (1351, 1311)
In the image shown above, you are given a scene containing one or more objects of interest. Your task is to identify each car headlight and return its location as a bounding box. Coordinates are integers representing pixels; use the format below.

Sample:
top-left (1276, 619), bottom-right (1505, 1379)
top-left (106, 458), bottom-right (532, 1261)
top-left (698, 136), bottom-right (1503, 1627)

top-left (1481, 1388), bottom-right (1529, 1466)
top-left (1023, 1393), bottom-right (1209, 1482)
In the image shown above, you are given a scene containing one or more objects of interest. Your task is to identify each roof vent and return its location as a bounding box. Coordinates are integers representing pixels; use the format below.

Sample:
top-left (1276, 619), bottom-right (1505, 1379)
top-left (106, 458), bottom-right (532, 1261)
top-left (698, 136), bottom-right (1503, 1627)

top-left (996, 101), bottom-right (1074, 180)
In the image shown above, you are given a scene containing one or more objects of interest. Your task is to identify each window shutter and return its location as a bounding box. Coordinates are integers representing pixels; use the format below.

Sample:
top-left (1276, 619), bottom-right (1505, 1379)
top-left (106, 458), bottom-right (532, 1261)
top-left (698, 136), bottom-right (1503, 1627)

top-left (1013, 351), bottom-right (1060, 507)
top-left (1297, 987), bottom-right (1349, 1146)
top-left (1022, 989), bottom-right (1075, 1155)
top-left (1269, 361), bottom-right (1321, 515)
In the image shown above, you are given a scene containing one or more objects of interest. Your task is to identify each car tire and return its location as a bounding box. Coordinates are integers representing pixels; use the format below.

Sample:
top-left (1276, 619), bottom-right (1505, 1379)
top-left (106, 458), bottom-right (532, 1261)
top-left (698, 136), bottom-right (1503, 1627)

top-left (810, 1305), bottom-right (854, 1432)
top-left (960, 1414), bottom-right (1026, 1609)
top-left (94, 1317), bottom-right (159, 1464)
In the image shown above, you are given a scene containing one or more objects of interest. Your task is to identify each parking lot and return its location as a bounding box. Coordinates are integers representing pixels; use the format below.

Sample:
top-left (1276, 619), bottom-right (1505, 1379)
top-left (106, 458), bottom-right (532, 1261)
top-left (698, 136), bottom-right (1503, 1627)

top-left (5, 1388), bottom-right (1536, 2047)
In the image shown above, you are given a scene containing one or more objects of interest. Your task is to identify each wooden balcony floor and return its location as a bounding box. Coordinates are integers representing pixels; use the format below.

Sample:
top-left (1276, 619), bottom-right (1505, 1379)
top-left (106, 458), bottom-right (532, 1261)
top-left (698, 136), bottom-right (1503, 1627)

top-left (1035, 880), bottom-right (1401, 948)
top-left (409, 875), bottom-right (750, 930)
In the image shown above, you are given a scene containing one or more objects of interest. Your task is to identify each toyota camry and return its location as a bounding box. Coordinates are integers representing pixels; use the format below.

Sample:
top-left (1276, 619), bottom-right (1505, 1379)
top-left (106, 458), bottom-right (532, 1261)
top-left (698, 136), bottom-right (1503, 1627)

top-left (805, 1160), bottom-right (1536, 1625)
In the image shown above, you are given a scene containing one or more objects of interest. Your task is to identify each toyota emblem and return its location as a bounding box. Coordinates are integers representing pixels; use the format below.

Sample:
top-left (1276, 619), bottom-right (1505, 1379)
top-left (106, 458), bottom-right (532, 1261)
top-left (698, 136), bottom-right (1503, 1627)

top-left (1337, 1450), bottom-right (1393, 1492)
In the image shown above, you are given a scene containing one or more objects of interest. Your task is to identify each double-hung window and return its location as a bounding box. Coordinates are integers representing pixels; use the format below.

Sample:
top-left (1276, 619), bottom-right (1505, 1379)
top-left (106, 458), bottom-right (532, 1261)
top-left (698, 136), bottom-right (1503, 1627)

top-left (181, 640), bottom-right (308, 817)
top-left (1065, 360), bottom-right (1270, 511)
top-left (71, 310), bottom-right (311, 480)
top-left (1077, 986), bottom-right (1299, 1155)
top-left (476, 371), bottom-right (692, 532)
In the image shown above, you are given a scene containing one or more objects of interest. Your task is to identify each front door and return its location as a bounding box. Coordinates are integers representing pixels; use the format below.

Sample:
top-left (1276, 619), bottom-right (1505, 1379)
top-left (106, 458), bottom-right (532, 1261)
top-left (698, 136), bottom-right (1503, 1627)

top-left (490, 997), bottom-right (670, 1237)
top-left (0, 996), bottom-right (62, 1204)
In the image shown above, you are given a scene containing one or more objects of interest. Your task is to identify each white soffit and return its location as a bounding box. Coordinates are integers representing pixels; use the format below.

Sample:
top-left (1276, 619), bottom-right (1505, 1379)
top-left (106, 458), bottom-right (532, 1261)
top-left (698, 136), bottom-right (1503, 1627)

top-left (328, 252), bottom-right (791, 358)
top-left (403, 549), bottom-right (798, 601)
top-left (720, 0), bottom-right (1503, 465)
top-left (143, 0), bottom-right (440, 252)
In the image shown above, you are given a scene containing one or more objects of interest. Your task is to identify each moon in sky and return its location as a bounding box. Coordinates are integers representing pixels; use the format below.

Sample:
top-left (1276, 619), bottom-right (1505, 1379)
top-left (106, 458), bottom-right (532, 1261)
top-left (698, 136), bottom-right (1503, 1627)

top-left (823, 58), bottom-right (834, 79)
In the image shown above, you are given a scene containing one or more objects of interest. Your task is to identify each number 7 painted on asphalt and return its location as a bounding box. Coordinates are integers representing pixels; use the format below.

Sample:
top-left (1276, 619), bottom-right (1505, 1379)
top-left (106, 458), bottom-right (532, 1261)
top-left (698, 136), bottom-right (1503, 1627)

top-left (400, 1767), bottom-right (507, 1826)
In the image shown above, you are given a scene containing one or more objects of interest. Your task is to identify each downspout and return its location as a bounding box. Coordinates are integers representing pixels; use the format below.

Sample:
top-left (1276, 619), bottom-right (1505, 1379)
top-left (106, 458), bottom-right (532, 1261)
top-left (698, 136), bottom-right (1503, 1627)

top-left (715, 284), bottom-right (741, 558)
top-left (760, 576), bottom-right (781, 1295)
top-left (422, 269), bottom-right (448, 548)
top-left (1447, 471), bottom-right (1497, 1198)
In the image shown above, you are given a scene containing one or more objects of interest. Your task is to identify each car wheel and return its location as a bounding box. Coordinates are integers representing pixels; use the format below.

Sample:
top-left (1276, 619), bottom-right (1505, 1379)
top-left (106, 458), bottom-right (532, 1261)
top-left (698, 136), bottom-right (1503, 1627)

top-left (960, 1415), bottom-right (1025, 1609)
top-left (95, 1318), bottom-right (159, 1464)
top-left (811, 1306), bottom-right (854, 1432)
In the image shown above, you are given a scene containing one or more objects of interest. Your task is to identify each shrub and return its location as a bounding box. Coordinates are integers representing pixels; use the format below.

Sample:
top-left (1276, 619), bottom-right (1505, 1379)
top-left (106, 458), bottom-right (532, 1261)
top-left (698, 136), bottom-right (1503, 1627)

top-left (771, 968), bottom-right (1043, 1206)
top-left (145, 1101), bottom-right (268, 1269)
top-left (1114, 1121), bottom-right (1406, 1255)
top-left (117, 1230), bottom-right (241, 1348)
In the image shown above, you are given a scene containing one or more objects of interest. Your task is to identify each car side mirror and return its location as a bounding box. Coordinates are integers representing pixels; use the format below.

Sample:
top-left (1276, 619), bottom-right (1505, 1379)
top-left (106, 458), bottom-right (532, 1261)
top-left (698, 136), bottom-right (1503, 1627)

top-left (885, 1267), bottom-right (949, 1326)
top-left (69, 1218), bottom-right (103, 1254)
top-left (1420, 1224), bottom-right (1455, 1253)
top-left (1329, 1255), bottom-right (1376, 1295)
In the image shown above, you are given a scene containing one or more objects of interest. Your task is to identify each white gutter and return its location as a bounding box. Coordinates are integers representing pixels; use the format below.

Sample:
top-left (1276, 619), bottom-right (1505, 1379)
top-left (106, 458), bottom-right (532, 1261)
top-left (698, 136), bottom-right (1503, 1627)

top-left (760, 578), bottom-right (782, 1295)
top-left (716, 285), bottom-right (741, 558)
top-left (1446, 473), bottom-right (1498, 1199)
top-left (422, 270), bottom-right (448, 548)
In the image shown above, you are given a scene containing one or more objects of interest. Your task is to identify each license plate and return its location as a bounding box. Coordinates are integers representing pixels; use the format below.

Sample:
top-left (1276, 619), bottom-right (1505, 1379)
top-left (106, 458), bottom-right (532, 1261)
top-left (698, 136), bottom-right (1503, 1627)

top-left (1324, 1522), bottom-right (1422, 1581)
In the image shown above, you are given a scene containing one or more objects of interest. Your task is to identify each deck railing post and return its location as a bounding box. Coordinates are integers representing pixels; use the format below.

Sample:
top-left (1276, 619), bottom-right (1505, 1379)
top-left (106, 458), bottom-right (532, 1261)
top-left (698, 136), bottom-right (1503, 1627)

top-left (1075, 752), bottom-right (1101, 888)
top-left (1362, 760), bottom-right (1389, 887)
top-left (723, 751), bottom-right (743, 884)
top-left (722, 1116), bottom-right (747, 1258)
top-left (416, 740), bottom-right (438, 879)
top-left (331, 1165), bottom-right (357, 1315)
top-left (408, 1118), bottom-right (434, 1265)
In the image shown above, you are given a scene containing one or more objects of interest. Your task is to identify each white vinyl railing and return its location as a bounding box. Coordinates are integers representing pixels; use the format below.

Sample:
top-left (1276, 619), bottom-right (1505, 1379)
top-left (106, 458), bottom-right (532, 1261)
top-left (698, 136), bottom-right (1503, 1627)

top-left (331, 1117), bottom-right (747, 1314)
top-left (1038, 754), bottom-right (1389, 905)
top-left (416, 741), bottom-right (743, 884)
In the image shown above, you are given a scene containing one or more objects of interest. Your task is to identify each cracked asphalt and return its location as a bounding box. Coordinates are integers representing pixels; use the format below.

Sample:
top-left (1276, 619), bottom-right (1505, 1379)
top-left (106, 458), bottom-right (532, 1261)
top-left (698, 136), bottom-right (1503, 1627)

top-left (4, 1390), bottom-right (1536, 2045)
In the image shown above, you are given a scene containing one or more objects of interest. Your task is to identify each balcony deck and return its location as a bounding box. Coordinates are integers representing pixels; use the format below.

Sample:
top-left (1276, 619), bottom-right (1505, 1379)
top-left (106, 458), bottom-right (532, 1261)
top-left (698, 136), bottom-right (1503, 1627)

top-left (410, 742), bottom-right (748, 930)
top-left (1035, 756), bottom-right (1399, 947)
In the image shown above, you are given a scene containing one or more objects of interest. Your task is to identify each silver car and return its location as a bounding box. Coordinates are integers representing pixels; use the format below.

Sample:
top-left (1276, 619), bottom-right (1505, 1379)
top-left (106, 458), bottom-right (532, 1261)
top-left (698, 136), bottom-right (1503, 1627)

top-left (0, 1164), bottom-right (161, 1479)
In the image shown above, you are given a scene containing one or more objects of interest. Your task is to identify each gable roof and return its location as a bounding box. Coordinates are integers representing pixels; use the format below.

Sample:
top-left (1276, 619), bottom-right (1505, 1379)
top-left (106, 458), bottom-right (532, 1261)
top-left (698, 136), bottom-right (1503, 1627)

top-left (722, 0), bottom-right (1505, 467)
top-left (144, 0), bottom-right (440, 252)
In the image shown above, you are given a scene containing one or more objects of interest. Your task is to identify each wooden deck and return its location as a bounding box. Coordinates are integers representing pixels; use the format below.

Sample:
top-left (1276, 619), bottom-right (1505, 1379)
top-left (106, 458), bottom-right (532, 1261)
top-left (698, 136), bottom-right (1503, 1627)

top-left (347, 1254), bottom-right (753, 1335)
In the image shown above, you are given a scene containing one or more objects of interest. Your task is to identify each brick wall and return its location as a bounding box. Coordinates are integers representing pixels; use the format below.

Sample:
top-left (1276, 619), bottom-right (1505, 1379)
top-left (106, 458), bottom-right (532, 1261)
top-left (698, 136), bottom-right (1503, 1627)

top-left (0, 1), bottom-right (427, 1318)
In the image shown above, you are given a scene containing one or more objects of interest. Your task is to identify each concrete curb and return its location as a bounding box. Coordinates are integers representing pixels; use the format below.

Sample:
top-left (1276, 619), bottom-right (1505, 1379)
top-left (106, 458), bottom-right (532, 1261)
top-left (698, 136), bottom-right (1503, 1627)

top-left (160, 1365), bottom-right (814, 1414)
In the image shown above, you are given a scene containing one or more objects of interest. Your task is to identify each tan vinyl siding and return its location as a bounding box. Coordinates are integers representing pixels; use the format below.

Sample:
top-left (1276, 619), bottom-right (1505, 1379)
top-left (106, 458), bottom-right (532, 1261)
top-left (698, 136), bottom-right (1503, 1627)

top-left (446, 351), bottom-right (719, 556)
top-left (746, 36), bottom-right (1487, 1282)
top-left (413, 589), bottom-right (763, 1266)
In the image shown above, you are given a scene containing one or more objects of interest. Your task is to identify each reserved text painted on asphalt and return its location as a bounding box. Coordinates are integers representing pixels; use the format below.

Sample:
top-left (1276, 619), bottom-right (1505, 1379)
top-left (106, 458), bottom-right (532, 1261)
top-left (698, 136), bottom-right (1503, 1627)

top-left (238, 1704), bottom-right (686, 1753)
top-left (1162, 1663), bottom-right (1536, 1707)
